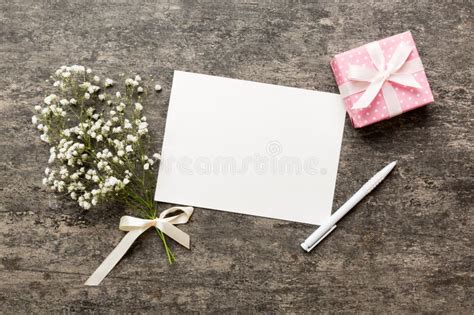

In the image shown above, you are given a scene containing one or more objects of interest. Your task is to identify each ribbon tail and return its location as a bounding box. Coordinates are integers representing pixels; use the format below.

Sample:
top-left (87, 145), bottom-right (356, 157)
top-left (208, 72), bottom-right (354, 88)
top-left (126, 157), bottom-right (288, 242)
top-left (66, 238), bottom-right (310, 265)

top-left (85, 227), bottom-right (148, 286)
top-left (156, 221), bottom-right (190, 249)
top-left (382, 83), bottom-right (403, 117)
top-left (352, 79), bottom-right (384, 109)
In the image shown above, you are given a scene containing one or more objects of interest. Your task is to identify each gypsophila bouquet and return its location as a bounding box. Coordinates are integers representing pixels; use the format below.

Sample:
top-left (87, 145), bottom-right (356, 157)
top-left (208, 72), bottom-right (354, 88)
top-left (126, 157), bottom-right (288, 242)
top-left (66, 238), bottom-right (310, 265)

top-left (31, 65), bottom-right (183, 264)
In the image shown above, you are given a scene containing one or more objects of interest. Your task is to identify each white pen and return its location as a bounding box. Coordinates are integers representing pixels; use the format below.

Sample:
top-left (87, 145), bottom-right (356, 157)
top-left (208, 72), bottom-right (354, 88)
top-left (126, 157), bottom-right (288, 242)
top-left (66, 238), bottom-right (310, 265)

top-left (301, 161), bottom-right (397, 252)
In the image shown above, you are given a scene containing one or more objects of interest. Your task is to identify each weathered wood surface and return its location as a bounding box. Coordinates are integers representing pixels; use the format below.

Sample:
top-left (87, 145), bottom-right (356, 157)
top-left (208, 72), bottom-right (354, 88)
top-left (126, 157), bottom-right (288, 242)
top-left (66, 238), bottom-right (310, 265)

top-left (0, 0), bottom-right (472, 313)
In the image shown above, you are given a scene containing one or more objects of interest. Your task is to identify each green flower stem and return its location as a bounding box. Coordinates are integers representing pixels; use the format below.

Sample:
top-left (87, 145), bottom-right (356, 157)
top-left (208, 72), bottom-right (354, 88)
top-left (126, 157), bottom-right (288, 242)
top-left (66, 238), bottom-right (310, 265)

top-left (155, 227), bottom-right (175, 264)
top-left (123, 194), bottom-right (175, 264)
top-left (141, 197), bottom-right (175, 264)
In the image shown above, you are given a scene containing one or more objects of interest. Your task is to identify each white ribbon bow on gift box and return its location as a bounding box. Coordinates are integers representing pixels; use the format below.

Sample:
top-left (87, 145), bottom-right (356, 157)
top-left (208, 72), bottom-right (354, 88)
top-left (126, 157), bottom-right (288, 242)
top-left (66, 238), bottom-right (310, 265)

top-left (338, 41), bottom-right (425, 117)
top-left (85, 206), bottom-right (193, 286)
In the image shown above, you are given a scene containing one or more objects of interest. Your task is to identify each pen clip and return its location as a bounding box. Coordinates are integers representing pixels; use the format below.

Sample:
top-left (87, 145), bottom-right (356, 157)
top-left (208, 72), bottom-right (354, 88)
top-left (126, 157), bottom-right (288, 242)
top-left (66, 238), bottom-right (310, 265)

top-left (307, 225), bottom-right (337, 252)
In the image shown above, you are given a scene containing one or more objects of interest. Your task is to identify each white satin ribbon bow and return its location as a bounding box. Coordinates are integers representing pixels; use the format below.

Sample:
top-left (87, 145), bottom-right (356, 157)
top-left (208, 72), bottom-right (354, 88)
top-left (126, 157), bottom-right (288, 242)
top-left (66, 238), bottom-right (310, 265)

top-left (85, 206), bottom-right (194, 286)
top-left (338, 41), bottom-right (424, 117)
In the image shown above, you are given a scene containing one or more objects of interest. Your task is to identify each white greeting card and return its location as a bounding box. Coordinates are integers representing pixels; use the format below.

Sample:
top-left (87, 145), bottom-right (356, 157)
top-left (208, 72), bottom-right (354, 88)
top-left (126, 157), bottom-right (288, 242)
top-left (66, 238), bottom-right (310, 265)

top-left (155, 71), bottom-right (345, 225)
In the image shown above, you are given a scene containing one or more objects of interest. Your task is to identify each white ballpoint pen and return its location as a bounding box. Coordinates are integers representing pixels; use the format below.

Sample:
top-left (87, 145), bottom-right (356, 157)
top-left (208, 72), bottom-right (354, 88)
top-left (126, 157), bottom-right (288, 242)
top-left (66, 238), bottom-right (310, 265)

top-left (301, 161), bottom-right (397, 252)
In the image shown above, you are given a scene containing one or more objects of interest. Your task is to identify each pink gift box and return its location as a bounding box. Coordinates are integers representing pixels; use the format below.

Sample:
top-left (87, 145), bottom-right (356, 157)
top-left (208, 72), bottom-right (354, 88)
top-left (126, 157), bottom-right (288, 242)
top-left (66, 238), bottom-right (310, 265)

top-left (330, 31), bottom-right (434, 128)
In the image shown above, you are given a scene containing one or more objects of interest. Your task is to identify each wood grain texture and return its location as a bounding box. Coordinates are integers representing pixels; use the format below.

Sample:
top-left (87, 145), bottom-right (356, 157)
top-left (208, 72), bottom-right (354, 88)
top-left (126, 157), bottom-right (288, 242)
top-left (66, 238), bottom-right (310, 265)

top-left (0, 0), bottom-right (472, 313)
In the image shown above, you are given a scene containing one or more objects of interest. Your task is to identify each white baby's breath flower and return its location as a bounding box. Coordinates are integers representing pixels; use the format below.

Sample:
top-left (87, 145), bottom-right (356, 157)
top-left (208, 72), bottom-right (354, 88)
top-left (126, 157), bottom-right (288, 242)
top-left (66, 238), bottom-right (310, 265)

top-left (62, 72), bottom-right (71, 78)
top-left (154, 84), bottom-right (162, 91)
top-left (70, 98), bottom-right (77, 105)
top-left (134, 102), bottom-right (143, 111)
top-left (137, 121), bottom-right (148, 135)
top-left (125, 145), bottom-right (133, 153)
top-left (53, 81), bottom-right (60, 87)
top-left (44, 94), bottom-right (57, 105)
top-left (88, 85), bottom-right (100, 94)
top-left (127, 78), bottom-right (139, 87)
top-left (70, 65), bottom-right (85, 73)
top-left (57, 181), bottom-right (66, 192)
top-left (98, 94), bottom-right (105, 101)
top-left (34, 105), bottom-right (42, 111)
top-left (135, 75), bottom-right (141, 82)
top-left (104, 176), bottom-right (118, 187)
top-left (104, 78), bottom-right (114, 87)
top-left (48, 152), bottom-right (56, 163)
top-left (117, 103), bottom-right (126, 112)
top-left (32, 116), bottom-right (38, 124)
top-left (84, 93), bottom-right (90, 99)
top-left (86, 68), bottom-right (92, 74)
top-left (126, 135), bottom-right (138, 142)
top-left (80, 81), bottom-right (91, 89)
top-left (60, 99), bottom-right (69, 106)
top-left (138, 129), bottom-right (148, 136)
top-left (153, 153), bottom-right (161, 160)
top-left (38, 135), bottom-right (50, 146)
top-left (143, 163), bottom-right (149, 170)
top-left (116, 91), bottom-right (121, 98)
top-left (137, 86), bottom-right (144, 93)
top-left (93, 75), bottom-right (100, 83)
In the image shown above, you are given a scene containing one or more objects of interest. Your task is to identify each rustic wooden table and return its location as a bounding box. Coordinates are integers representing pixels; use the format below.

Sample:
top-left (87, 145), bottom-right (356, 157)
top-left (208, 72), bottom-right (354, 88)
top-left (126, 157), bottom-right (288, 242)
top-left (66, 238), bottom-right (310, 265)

top-left (1, 1), bottom-right (472, 313)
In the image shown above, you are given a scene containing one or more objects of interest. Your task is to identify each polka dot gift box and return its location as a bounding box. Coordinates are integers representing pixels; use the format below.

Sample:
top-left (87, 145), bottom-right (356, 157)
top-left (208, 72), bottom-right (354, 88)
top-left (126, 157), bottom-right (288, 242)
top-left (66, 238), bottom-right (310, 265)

top-left (330, 31), bottom-right (434, 128)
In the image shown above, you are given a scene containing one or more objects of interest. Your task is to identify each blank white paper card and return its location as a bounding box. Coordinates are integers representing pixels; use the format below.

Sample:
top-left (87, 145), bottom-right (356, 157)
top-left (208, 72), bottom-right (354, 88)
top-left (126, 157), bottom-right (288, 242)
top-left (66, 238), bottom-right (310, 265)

top-left (155, 71), bottom-right (345, 225)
